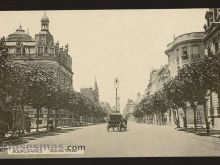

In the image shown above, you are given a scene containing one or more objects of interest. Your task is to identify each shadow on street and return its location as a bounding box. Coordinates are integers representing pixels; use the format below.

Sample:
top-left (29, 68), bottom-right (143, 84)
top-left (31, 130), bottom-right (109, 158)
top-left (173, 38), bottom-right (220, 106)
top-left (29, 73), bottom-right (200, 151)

top-left (0, 127), bottom-right (83, 148)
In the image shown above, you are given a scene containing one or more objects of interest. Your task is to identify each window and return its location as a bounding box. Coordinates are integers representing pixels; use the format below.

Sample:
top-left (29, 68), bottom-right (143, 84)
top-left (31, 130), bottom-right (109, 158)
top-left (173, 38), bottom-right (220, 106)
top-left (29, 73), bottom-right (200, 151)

top-left (207, 45), bottom-right (213, 56)
top-left (192, 46), bottom-right (200, 59)
top-left (38, 47), bottom-right (43, 55)
top-left (16, 47), bottom-right (21, 55)
top-left (50, 48), bottom-right (55, 54)
top-left (36, 120), bottom-right (42, 124)
top-left (181, 47), bottom-right (188, 60)
top-left (22, 47), bottom-right (26, 55)
top-left (192, 54), bottom-right (200, 59)
top-left (214, 38), bottom-right (219, 53)
top-left (44, 46), bottom-right (47, 53)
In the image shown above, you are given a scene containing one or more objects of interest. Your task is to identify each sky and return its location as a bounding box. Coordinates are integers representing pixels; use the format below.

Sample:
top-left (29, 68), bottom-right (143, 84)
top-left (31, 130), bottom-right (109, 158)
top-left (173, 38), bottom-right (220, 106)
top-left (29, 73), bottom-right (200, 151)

top-left (0, 9), bottom-right (207, 112)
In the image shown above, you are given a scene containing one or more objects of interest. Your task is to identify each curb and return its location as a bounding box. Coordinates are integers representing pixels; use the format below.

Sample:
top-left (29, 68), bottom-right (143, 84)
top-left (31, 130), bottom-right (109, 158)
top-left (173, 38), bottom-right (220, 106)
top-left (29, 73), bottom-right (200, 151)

top-left (22, 128), bottom-right (62, 137)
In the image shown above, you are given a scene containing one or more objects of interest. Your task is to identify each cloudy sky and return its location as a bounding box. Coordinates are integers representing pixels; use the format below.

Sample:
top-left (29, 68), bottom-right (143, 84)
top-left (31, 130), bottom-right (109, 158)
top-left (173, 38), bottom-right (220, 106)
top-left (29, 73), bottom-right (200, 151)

top-left (0, 9), bottom-right (207, 111)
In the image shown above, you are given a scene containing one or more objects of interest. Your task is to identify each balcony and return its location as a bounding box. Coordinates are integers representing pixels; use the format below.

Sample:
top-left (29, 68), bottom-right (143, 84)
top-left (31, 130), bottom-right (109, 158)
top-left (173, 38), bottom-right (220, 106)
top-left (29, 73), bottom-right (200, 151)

top-left (166, 32), bottom-right (204, 51)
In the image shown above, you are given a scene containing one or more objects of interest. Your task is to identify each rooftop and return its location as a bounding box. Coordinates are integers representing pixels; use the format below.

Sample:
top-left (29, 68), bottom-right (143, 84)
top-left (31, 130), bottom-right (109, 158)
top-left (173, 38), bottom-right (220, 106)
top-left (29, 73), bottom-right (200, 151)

top-left (165, 32), bottom-right (204, 53)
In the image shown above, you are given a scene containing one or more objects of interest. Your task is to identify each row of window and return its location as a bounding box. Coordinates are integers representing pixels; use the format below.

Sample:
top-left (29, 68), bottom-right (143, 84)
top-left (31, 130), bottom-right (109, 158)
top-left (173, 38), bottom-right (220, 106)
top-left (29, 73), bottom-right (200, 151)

top-left (15, 47), bottom-right (30, 55)
top-left (15, 46), bottom-right (55, 55)
top-left (175, 46), bottom-right (200, 63)
top-left (38, 46), bottom-right (55, 55)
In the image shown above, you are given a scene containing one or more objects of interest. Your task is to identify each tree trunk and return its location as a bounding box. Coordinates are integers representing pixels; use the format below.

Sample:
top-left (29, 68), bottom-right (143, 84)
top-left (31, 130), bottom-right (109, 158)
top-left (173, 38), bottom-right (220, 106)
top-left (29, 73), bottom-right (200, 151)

top-left (183, 107), bottom-right (187, 129)
top-left (193, 108), bottom-right (197, 131)
top-left (55, 109), bottom-right (58, 129)
top-left (36, 107), bottom-right (40, 132)
top-left (210, 91), bottom-right (214, 126)
top-left (218, 91), bottom-right (220, 114)
top-left (47, 108), bottom-right (50, 130)
top-left (21, 104), bottom-right (25, 134)
top-left (161, 112), bottom-right (164, 125)
top-left (203, 103), bottom-right (210, 135)
top-left (176, 109), bottom-right (180, 128)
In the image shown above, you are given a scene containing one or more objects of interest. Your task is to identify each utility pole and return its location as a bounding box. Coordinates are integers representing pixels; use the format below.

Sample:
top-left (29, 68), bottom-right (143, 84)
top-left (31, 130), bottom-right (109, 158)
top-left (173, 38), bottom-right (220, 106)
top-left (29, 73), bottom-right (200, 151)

top-left (114, 78), bottom-right (119, 112)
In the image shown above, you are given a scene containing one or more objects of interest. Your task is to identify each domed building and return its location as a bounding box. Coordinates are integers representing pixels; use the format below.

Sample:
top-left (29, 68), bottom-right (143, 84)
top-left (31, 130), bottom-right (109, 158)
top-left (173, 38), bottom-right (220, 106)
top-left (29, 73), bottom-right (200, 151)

top-left (5, 12), bottom-right (73, 87)
top-left (4, 12), bottom-right (74, 128)
top-left (7, 25), bottom-right (33, 42)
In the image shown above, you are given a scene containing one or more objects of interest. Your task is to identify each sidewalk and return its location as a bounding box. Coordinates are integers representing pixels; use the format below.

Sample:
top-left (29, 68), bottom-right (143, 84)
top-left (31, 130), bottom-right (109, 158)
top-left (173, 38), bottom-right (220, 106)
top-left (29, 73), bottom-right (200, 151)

top-left (23, 123), bottom-right (99, 137)
top-left (22, 127), bottom-right (55, 137)
top-left (136, 122), bottom-right (220, 140)
top-left (176, 127), bottom-right (220, 139)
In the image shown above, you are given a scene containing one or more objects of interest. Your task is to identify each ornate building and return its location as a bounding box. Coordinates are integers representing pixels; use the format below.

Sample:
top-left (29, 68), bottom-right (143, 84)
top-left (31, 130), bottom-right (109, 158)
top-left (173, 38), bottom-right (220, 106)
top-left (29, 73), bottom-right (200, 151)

top-left (203, 8), bottom-right (220, 129)
top-left (165, 32), bottom-right (206, 127)
top-left (4, 12), bottom-right (73, 128)
top-left (165, 32), bottom-right (205, 77)
top-left (5, 12), bottom-right (73, 87)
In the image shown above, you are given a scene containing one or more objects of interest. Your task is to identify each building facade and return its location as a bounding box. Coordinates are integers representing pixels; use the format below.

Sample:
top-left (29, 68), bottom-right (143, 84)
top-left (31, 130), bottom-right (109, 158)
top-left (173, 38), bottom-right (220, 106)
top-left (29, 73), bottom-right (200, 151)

top-left (165, 32), bottom-right (206, 127)
top-left (203, 8), bottom-right (220, 129)
top-left (165, 32), bottom-right (205, 78)
top-left (4, 12), bottom-right (74, 128)
top-left (123, 99), bottom-right (137, 121)
top-left (80, 80), bottom-right (99, 103)
top-left (144, 65), bottom-right (171, 125)
top-left (145, 65), bottom-right (170, 96)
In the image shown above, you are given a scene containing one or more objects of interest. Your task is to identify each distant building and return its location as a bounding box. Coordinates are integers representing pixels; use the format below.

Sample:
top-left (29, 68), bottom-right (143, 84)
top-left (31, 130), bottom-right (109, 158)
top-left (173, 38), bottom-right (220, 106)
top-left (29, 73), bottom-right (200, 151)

top-left (123, 99), bottom-right (137, 121)
top-left (80, 79), bottom-right (99, 103)
top-left (80, 87), bottom-right (95, 102)
top-left (145, 65), bottom-right (170, 96)
top-left (4, 12), bottom-right (73, 128)
top-left (93, 79), bottom-right (99, 103)
top-left (203, 8), bottom-right (220, 129)
top-left (144, 65), bottom-right (171, 125)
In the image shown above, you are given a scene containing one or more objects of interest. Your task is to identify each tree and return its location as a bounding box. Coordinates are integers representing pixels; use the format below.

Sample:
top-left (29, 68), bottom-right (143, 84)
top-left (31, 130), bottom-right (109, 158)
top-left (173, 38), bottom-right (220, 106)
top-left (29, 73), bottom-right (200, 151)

top-left (24, 66), bottom-right (56, 132)
top-left (150, 90), bottom-right (169, 125)
top-left (163, 78), bottom-right (188, 128)
top-left (133, 104), bottom-right (145, 119)
top-left (176, 59), bottom-right (213, 133)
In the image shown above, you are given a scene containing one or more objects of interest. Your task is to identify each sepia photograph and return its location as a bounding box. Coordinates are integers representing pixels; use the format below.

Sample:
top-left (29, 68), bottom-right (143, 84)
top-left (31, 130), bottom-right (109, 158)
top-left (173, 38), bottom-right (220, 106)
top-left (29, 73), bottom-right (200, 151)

top-left (0, 8), bottom-right (220, 158)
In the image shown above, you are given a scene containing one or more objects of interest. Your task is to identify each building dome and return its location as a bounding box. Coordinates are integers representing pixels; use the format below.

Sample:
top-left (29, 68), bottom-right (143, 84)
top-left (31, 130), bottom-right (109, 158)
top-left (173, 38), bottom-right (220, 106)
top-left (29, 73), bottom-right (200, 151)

top-left (7, 26), bottom-right (32, 41)
top-left (41, 12), bottom-right (49, 22)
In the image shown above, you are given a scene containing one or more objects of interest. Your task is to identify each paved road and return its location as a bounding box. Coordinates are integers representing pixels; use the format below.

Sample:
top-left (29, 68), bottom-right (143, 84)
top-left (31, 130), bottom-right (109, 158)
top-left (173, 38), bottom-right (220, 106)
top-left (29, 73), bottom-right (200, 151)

top-left (1, 121), bottom-right (220, 158)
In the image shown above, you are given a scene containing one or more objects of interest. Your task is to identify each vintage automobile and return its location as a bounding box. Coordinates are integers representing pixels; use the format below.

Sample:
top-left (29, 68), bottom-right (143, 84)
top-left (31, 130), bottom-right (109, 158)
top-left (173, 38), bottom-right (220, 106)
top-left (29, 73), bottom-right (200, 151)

top-left (107, 113), bottom-right (127, 132)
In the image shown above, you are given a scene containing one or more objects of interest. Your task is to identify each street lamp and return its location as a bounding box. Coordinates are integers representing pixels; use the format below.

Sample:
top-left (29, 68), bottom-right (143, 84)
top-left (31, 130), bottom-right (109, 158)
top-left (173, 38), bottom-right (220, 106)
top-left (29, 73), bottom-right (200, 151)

top-left (114, 78), bottom-right (119, 112)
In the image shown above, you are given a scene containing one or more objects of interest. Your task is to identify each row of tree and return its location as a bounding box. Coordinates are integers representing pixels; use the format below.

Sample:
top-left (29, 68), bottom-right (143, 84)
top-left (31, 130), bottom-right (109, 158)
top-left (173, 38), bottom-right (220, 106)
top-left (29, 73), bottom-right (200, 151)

top-left (133, 54), bottom-right (220, 134)
top-left (0, 37), bottom-right (107, 133)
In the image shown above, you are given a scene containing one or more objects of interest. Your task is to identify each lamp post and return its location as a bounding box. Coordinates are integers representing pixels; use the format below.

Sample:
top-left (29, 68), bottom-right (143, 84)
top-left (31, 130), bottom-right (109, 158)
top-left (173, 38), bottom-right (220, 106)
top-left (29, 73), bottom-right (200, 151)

top-left (114, 78), bottom-right (119, 112)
